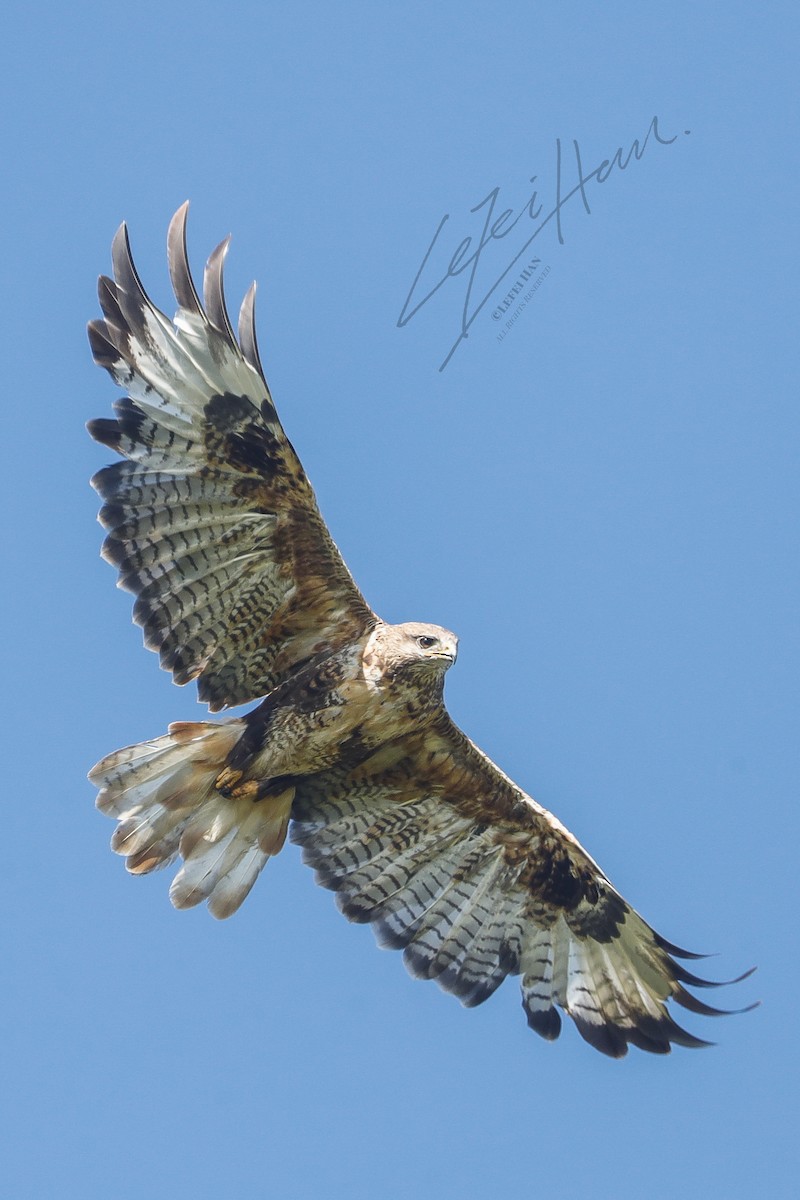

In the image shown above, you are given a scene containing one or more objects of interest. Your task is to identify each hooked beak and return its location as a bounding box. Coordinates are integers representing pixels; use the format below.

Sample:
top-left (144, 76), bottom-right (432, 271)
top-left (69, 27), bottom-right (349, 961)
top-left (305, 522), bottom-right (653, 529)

top-left (435, 639), bottom-right (458, 665)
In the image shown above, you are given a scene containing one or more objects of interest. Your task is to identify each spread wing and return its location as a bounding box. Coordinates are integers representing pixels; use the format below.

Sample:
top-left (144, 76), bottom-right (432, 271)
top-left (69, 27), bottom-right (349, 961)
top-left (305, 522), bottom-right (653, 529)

top-left (88, 204), bottom-right (376, 711)
top-left (292, 713), bottom-right (752, 1057)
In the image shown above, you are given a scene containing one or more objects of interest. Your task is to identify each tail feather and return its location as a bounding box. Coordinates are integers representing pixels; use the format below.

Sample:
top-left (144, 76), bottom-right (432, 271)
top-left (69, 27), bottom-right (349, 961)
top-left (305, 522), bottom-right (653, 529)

top-left (90, 720), bottom-right (292, 918)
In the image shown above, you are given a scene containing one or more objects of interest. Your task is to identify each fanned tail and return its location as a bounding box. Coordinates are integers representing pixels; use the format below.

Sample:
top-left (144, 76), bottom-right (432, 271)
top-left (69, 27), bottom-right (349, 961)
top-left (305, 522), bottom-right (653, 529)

top-left (89, 720), bottom-right (293, 918)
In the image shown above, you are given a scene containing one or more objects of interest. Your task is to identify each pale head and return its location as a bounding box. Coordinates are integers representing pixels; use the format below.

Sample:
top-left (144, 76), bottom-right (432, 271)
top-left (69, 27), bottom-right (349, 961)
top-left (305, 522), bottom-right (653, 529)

top-left (364, 621), bottom-right (459, 682)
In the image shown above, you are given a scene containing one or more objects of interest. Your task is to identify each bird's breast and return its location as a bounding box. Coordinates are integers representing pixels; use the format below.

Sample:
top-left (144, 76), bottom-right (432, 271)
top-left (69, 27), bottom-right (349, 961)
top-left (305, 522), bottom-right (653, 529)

top-left (243, 670), bottom-right (418, 780)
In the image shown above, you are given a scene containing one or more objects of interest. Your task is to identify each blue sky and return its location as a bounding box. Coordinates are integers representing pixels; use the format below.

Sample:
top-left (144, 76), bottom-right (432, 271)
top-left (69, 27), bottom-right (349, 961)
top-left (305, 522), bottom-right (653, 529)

top-left (2, 3), bottom-right (797, 1197)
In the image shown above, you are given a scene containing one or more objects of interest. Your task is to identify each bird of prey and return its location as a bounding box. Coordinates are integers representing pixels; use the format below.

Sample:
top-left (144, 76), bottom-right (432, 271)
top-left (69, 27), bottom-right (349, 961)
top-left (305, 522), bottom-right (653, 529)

top-left (87, 204), bottom-right (751, 1057)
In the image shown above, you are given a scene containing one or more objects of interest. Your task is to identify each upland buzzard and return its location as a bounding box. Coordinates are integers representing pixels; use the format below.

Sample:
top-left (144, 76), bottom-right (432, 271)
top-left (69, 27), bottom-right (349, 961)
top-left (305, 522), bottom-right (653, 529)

top-left (87, 205), bottom-right (752, 1057)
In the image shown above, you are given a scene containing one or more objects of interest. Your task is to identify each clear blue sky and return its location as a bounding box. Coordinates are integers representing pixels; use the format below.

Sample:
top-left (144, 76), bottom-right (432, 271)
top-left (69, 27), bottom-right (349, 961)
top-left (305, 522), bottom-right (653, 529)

top-left (2, 3), bottom-right (797, 1197)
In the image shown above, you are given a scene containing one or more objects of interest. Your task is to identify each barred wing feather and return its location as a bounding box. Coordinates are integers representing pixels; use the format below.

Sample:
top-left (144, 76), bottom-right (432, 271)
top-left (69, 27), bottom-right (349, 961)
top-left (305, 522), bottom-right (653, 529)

top-left (88, 203), bottom-right (375, 711)
top-left (291, 715), bottom-right (753, 1057)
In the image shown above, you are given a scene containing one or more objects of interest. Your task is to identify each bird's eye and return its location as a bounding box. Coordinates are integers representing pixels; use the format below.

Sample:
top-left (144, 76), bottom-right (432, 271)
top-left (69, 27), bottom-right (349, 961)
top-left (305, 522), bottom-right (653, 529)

top-left (417, 635), bottom-right (438, 650)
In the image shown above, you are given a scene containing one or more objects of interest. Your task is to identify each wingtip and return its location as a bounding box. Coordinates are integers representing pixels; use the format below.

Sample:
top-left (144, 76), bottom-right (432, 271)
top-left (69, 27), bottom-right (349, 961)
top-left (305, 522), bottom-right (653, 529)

top-left (109, 222), bottom-right (128, 279)
top-left (204, 236), bottom-right (235, 338)
top-left (238, 280), bottom-right (268, 385)
top-left (167, 200), bottom-right (192, 241)
top-left (671, 959), bottom-right (758, 990)
top-left (167, 201), bottom-right (204, 316)
top-left (109, 219), bottom-right (154, 330)
top-left (208, 233), bottom-right (232, 260)
top-left (732, 964), bottom-right (758, 984)
top-left (524, 1003), bottom-right (562, 1042)
top-left (87, 319), bottom-right (119, 370)
top-left (674, 983), bottom-right (759, 1019)
top-left (654, 931), bottom-right (711, 960)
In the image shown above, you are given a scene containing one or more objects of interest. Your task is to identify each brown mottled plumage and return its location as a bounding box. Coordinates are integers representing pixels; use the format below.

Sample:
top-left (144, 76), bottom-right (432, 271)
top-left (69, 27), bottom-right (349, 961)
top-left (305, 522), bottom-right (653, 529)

top-left (88, 205), bottom-right (753, 1057)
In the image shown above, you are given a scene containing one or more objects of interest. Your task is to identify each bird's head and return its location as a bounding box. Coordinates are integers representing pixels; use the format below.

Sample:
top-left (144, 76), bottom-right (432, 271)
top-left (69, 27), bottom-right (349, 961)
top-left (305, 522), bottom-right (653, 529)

top-left (364, 621), bottom-right (459, 683)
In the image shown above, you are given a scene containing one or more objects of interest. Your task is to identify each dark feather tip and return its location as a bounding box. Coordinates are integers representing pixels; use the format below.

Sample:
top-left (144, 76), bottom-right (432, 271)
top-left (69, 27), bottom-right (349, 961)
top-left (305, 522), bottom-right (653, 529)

top-left (402, 943), bottom-right (439, 981)
top-left (98, 539), bottom-right (125, 570)
top-left (672, 960), bottom-right (757, 990)
top-left (89, 464), bottom-right (122, 499)
top-left (373, 915), bottom-right (415, 952)
top-left (97, 275), bottom-right (124, 326)
top-left (524, 1004), bottom-right (562, 1042)
top-left (167, 202), bottom-right (205, 317)
top-left (624, 1028), bottom-right (672, 1055)
top-left (111, 220), bottom-right (172, 341)
top-left (334, 891), bottom-right (375, 924)
top-left (87, 418), bottom-right (122, 451)
top-left (439, 970), bottom-right (505, 1009)
top-left (239, 282), bottom-right (269, 388)
top-left (204, 236), bottom-right (235, 341)
top-left (110, 223), bottom-right (148, 328)
top-left (638, 1013), bottom-right (712, 1052)
top-left (654, 932), bottom-right (710, 960)
top-left (87, 320), bottom-right (120, 370)
top-left (673, 985), bottom-right (759, 1019)
top-left (573, 1017), bottom-right (630, 1058)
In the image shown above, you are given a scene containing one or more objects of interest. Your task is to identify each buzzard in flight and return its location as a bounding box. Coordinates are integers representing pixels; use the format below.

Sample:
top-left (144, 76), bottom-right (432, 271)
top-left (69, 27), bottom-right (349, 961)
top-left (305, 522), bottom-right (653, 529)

top-left (87, 205), bottom-right (751, 1057)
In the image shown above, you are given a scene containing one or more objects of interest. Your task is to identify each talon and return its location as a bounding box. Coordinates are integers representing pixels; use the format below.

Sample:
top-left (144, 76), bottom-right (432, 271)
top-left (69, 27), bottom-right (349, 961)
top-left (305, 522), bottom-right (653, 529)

top-left (231, 779), bottom-right (262, 800)
top-left (215, 766), bottom-right (243, 796)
